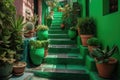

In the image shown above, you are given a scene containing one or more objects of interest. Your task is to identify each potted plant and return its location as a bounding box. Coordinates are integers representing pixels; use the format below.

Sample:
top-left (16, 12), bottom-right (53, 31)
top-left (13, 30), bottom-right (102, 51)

top-left (24, 22), bottom-right (35, 38)
top-left (9, 16), bottom-right (27, 76)
top-left (36, 25), bottom-right (49, 40)
top-left (68, 27), bottom-right (77, 40)
top-left (29, 40), bottom-right (44, 65)
top-left (0, 0), bottom-right (16, 79)
top-left (90, 45), bottom-right (118, 78)
top-left (87, 37), bottom-right (100, 53)
top-left (79, 17), bottom-right (96, 46)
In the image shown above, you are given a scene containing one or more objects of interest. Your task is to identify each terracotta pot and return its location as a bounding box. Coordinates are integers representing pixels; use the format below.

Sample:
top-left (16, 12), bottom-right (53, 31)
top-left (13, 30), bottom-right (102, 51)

top-left (80, 35), bottom-right (93, 46)
top-left (44, 48), bottom-right (48, 57)
top-left (96, 58), bottom-right (117, 78)
top-left (13, 62), bottom-right (27, 76)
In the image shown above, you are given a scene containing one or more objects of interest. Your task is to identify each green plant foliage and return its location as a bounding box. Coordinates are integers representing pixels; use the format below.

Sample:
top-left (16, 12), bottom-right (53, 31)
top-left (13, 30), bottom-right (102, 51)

top-left (87, 37), bottom-right (100, 46)
top-left (0, 0), bottom-right (16, 64)
top-left (90, 45), bottom-right (118, 63)
top-left (69, 26), bottom-right (77, 31)
top-left (79, 17), bottom-right (96, 35)
top-left (36, 25), bottom-right (49, 31)
top-left (10, 16), bottom-right (26, 51)
top-left (30, 40), bottom-right (49, 49)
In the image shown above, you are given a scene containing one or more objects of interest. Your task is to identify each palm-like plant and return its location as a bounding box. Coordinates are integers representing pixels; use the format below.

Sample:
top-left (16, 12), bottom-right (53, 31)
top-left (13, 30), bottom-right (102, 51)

top-left (91, 45), bottom-right (118, 63)
top-left (9, 16), bottom-right (26, 61)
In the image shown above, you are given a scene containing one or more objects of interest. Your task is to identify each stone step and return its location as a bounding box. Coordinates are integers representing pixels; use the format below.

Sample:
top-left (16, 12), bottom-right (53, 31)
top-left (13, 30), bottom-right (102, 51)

top-left (45, 53), bottom-right (83, 65)
top-left (26, 64), bottom-right (89, 80)
top-left (49, 34), bottom-right (68, 39)
top-left (49, 39), bottom-right (76, 45)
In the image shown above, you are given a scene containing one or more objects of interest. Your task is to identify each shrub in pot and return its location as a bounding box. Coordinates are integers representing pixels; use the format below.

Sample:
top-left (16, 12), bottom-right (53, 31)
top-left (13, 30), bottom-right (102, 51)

top-left (68, 27), bottom-right (77, 39)
top-left (36, 25), bottom-right (49, 40)
top-left (29, 40), bottom-right (44, 65)
top-left (79, 17), bottom-right (96, 46)
top-left (87, 37), bottom-right (100, 53)
top-left (90, 45), bottom-right (118, 78)
top-left (10, 16), bottom-right (27, 76)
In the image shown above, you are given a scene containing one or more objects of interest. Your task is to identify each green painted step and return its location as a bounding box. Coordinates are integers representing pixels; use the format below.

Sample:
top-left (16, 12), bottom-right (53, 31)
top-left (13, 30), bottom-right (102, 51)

top-left (89, 72), bottom-right (113, 80)
top-left (48, 47), bottom-right (79, 53)
top-left (49, 34), bottom-right (68, 38)
top-left (45, 53), bottom-right (83, 65)
top-left (49, 39), bottom-right (76, 45)
top-left (49, 30), bottom-right (66, 34)
top-left (26, 64), bottom-right (89, 80)
top-left (50, 27), bottom-right (61, 30)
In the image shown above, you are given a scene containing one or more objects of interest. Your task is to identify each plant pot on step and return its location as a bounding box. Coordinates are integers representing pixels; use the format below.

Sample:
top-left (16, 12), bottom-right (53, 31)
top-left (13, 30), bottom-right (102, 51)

top-left (13, 61), bottom-right (27, 76)
top-left (91, 46), bottom-right (118, 78)
top-left (68, 27), bottom-right (77, 39)
top-left (96, 58), bottom-right (117, 78)
top-left (80, 35), bottom-right (93, 46)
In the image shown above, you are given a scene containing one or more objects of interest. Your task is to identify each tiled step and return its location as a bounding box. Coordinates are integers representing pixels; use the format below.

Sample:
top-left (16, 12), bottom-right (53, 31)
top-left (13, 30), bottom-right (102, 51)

top-left (49, 39), bottom-right (76, 45)
top-left (26, 64), bottom-right (89, 80)
top-left (48, 47), bottom-right (79, 53)
top-left (49, 34), bottom-right (68, 38)
top-left (45, 53), bottom-right (83, 65)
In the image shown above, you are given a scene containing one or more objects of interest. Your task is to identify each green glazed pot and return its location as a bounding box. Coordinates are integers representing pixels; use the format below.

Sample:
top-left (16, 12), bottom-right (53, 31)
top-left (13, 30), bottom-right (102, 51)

top-left (30, 48), bottom-right (44, 65)
top-left (68, 30), bottom-right (77, 39)
top-left (37, 30), bottom-right (48, 40)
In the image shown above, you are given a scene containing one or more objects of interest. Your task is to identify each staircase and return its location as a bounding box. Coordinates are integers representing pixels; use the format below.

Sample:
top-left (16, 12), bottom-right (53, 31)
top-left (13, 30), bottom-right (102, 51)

top-left (29, 12), bottom-right (89, 80)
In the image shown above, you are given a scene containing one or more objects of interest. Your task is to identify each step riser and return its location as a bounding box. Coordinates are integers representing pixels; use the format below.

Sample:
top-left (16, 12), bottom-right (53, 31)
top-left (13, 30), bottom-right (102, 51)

top-left (45, 58), bottom-right (83, 65)
top-left (49, 40), bottom-right (75, 45)
top-left (34, 72), bottom-right (89, 80)
top-left (48, 48), bottom-right (79, 53)
top-left (49, 35), bottom-right (68, 38)
top-left (49, 31), bottom-right (66, 34)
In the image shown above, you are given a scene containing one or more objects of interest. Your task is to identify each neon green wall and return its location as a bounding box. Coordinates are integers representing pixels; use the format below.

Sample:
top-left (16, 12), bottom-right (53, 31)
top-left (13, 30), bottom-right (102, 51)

top-left (78, 0), bottom-right (86, 17)
top-left (42, 1), bottom-right (48, 24)
top-left (89, 0), bottom-right (120, 79)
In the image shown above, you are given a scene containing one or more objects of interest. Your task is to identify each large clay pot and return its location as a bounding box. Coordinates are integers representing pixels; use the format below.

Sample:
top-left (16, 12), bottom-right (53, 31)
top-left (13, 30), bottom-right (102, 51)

top-left (30, 48), bottom-right (44, 65)
top-left (80, 35), bottom-right (93, 46)
top-left (96, 58), bottom-right (117, 78)
top-left (13, 62), bottom-right (27, 76)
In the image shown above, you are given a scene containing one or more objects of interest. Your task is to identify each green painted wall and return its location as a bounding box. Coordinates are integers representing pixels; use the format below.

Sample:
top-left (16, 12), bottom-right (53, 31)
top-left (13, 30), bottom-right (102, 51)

top-left (78, 0), bottom-right (86, 17)
top-left (89, 0), bottom-right (120, 79)
top-left (42, 1), bottom-right (48, 24)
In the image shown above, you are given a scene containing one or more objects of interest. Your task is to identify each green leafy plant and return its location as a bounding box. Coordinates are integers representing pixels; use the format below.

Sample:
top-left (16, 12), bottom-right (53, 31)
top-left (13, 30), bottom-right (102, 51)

top-left (30, 40), bottom-right (49, 49)
top-left (87, 37), bottom-right (100, 46)
top-left (90, 45), bottom-right (118, 63)
top-left (10, 16), bottom-right (26, 53)
top-left (69, 26), bottom-right (77, 31)
top-left (79, 17), bottom-right (96, 35)
top-left (36, 25), bottom-right (49, 31)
